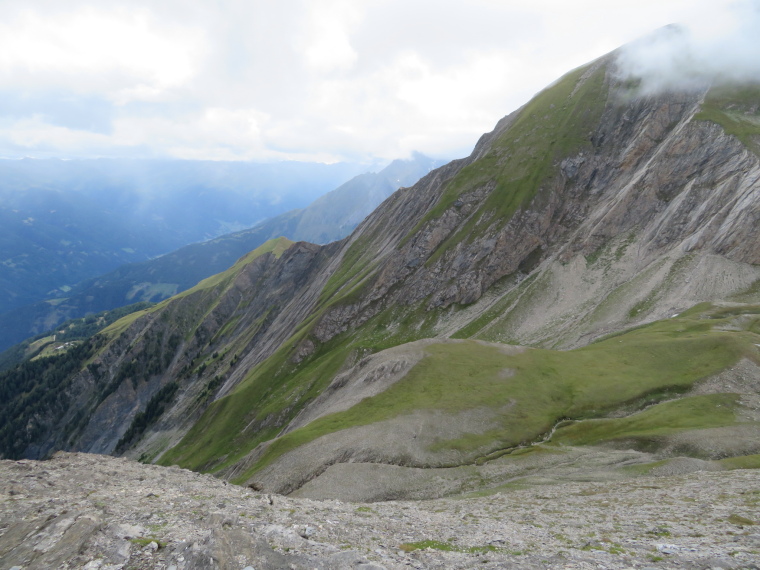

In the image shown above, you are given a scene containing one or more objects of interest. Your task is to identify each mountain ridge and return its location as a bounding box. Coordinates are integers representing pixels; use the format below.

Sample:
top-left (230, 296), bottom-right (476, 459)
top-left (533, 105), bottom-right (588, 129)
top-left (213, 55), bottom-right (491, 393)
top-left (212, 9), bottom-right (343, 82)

top-left (1, 49), bottom-right (759, 501)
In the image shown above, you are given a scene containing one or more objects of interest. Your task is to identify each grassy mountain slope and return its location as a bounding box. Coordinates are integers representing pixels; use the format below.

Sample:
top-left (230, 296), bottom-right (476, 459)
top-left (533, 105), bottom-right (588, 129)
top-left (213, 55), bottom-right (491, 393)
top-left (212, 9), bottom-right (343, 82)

top-left (0, 301), bottom-right (152, 373)
top-left (162, 297), bottom-right (759, 496)
top-left (0, 237), bottom-right (301, 460)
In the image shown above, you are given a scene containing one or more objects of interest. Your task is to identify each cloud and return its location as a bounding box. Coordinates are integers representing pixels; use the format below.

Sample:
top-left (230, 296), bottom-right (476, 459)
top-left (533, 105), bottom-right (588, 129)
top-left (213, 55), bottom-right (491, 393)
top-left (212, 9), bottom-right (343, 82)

top-left (0, 91), bottom-right (115, 134)
top-left (299, 0), bottom-right (360, 73)
top-left (0, 0), bottom-right (747, 162)
top-left (111, 107), bottom-right (274, 161)
top-left (0, 115), bottom-right (115, 155)
top-left (615, 0), bottom-right (760, 93)
top-left (0, 6), bottom-right (205, 99)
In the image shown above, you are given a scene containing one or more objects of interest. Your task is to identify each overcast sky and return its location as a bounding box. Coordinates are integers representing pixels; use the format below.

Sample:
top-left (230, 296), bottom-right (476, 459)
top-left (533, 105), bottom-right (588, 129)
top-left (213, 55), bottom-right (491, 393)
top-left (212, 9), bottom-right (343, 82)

top-left (0, 0), bottom-right (754, 163)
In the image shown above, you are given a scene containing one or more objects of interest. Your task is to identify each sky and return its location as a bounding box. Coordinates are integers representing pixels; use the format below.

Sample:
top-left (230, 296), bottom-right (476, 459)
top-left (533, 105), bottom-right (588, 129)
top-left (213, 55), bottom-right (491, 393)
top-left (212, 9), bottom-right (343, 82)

top-left (0, 0), bottom-right (756, 164)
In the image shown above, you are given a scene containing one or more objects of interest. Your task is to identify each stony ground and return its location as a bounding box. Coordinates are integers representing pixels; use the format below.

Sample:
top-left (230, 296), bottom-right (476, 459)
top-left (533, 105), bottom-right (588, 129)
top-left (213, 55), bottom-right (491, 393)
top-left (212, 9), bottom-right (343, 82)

top-left (1, 452), bottom-right (759, 569)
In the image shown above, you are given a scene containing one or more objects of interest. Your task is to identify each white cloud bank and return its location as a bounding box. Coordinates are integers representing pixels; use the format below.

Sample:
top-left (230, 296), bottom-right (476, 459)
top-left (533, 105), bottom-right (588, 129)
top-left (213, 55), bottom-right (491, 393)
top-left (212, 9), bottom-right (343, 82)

top-left (0, 0), bottom-right (753, 162)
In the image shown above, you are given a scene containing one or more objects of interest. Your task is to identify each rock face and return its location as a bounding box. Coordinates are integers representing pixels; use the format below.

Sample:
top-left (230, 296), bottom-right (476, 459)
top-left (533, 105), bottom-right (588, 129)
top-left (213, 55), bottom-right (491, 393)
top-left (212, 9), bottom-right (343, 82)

top-left (307, 68), bottom-right (760, 348)
top-left (1, 452), bottom-right (759, 570)
top-left (20, 238), bottom-right (338, 461)
top-left (2, 49), bottom-right (759, 502)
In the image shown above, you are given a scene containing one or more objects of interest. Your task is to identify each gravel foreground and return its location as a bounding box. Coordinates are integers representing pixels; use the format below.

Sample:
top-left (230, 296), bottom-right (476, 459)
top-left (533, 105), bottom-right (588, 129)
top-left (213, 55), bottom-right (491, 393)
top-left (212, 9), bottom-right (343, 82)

top-left (1, 452), bottom-right (759, 569)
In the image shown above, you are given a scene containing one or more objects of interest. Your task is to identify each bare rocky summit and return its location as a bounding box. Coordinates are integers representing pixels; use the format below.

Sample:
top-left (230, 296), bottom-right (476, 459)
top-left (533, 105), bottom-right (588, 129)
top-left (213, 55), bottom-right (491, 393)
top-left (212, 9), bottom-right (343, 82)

top-left (2, 452), bottom-right (759, 569)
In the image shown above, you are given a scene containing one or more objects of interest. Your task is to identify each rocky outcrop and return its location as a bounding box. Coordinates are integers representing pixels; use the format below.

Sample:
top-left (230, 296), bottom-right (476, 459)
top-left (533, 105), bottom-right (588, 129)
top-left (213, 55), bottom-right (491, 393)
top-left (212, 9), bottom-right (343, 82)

top-left (310, 73), bottom-right (760, 349)
top-left (20, 240), bottom-right (338, 461)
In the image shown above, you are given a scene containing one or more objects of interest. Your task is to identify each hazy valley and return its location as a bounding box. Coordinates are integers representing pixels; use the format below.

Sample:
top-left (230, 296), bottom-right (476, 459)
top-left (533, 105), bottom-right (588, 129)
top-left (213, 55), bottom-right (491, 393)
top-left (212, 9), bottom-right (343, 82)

top-left (0, 158), bottom-right (371, 336)
top-left (0, 154), bottom-right (440, 352)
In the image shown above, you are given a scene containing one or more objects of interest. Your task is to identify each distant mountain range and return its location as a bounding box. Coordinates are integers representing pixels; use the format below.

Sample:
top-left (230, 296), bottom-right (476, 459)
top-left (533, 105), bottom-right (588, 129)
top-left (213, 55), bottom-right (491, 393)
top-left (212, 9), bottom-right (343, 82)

top-left (0, 153), bottom-right (442, 351)
top-left (0, 158), bottom-right (371, 315)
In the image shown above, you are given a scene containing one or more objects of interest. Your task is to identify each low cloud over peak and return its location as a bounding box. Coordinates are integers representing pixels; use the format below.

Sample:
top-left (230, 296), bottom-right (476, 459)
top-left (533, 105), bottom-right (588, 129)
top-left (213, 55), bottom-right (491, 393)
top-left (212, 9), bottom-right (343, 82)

top-left (616, 1), bottom-right (760, 93)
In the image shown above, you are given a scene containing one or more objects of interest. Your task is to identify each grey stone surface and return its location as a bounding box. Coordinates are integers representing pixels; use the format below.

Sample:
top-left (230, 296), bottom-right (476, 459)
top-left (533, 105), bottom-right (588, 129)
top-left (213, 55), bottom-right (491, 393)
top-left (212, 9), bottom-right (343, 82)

top-left (1, 452), bottom-right (759, 569)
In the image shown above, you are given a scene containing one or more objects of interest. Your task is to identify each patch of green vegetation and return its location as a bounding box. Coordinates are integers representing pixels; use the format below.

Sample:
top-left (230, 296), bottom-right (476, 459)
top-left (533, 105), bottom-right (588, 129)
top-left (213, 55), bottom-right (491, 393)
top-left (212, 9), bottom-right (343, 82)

top-left (607, 544), bottom-right (627, 555)
top-left (100, 307), bottom-right (152, 340)
top-left (399, 539), bottom-right (455, 553)
top-left (238, 309), bottom-right (750, 479)
top-left (581, 542), bottom-right (617, 553)
top-left (628, 297), bottom-right (655, 319)
top-left (31, 339), bottom-right (84, 360)
top-left (727, 514), bottom-right (757, 526)
top-left (646, 526), bottom-right (672, 537)
top-left (585, 243), bottom-right (607, 266)
top-left (620, 459), bottom-right (672, 476)
top-left (145, 521), bottom-right (168, 533)
top-left (212, 316), bottom-right (242, 343)
top-left (716, 454), bottom-right (760, 470)
top-left (24, 335), bottom-right (57, 357)
top-left (404, 62), bottom-right (608, 265)
top-left (552, 394), bottom-right (738, 448)
top-left (694, 85), bottom-right (760, 155)
top-left (615, 233), bottom-right (636, 261)
top-left (399, 539), bottom-right (504, 554)
top-left (129, 537), bottom-right (166, 549)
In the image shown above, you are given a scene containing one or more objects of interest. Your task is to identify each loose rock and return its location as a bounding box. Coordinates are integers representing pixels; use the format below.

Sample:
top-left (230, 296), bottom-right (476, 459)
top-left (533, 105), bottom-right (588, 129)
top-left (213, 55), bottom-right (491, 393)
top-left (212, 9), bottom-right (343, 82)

top-left (0, 452), bottom-right (758, 569)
